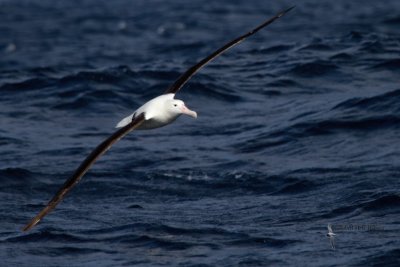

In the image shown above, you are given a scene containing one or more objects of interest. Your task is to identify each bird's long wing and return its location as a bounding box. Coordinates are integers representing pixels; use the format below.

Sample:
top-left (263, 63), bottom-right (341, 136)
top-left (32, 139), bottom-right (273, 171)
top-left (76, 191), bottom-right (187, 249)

top-left (164, 6), bottom-right (294, 95)
top-left (22, 113), bottom-right (146, 231)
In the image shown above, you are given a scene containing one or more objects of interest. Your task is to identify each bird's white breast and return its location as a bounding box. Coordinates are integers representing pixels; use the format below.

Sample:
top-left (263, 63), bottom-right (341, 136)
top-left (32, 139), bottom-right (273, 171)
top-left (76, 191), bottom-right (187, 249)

top-left (116, 94), bottom-right (178, 129)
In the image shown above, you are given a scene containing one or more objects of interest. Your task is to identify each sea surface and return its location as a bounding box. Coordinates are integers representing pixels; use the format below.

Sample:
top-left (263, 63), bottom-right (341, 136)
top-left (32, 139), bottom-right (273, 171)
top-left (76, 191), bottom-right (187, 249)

top-left (1, 0), bottom-right (400, 266)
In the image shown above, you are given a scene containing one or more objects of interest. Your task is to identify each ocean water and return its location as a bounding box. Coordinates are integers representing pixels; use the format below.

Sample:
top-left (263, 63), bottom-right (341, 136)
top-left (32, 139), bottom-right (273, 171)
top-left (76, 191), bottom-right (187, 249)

top-left (1, 0), bottom-right (400, 266)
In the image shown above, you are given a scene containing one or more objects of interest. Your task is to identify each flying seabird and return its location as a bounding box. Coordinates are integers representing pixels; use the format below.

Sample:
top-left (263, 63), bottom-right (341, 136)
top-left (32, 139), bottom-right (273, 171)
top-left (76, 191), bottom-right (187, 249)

top-left (327, 224), bottom-right (337, 250)
top-left (22, 6), bottom-right (294, 231)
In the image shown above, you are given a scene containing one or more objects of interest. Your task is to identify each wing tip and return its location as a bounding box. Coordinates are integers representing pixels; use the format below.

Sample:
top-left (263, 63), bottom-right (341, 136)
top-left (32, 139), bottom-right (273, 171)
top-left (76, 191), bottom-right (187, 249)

top-left (279, 6), bottom-right (296, 17)
top-left (22, 217), bottom-right (40, 232)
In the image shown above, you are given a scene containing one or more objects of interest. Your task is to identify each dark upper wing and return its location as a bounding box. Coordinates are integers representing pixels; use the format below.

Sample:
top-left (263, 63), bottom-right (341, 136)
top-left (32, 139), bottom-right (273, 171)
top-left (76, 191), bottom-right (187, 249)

top-left (164, 6), bottom-right (294, 95)
top-left (22, 113), bottom-right (145, 231)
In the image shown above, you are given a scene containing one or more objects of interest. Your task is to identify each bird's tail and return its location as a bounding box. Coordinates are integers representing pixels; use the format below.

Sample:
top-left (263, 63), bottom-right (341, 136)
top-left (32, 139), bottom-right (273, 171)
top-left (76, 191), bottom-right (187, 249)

top-left (116, 114), bottom-right (134, 128)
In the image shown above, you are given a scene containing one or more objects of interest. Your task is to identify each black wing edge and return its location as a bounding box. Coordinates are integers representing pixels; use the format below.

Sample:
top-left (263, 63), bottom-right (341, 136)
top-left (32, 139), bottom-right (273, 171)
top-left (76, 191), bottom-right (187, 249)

top-left (164, 6), bottom-right (295, 95)
top-left (22, 113), bottom-right (146, 232)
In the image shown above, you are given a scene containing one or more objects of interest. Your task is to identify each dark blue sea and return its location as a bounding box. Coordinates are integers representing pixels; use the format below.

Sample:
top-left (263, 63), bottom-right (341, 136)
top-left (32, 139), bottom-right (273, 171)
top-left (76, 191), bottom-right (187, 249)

top-left (1, 0), bottom-right (400, 266)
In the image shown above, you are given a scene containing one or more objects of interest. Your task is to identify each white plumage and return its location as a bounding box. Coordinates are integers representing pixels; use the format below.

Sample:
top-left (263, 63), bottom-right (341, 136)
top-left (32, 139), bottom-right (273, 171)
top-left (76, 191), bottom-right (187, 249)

top-left (116, 93), bottom-right (197, 129)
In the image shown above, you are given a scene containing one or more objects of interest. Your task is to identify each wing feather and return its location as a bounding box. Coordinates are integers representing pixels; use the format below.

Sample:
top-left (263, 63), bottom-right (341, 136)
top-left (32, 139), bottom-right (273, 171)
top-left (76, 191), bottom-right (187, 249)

top-left (164, 6), bottom-right (294, 95)
top-left (22, 113), bottom-right (145, 231)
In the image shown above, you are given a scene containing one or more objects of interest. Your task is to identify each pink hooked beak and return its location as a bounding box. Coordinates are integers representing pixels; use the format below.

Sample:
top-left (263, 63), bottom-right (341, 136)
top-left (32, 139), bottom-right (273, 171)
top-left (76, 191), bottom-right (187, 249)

top-left (181, 105), bottom-right (197, 118)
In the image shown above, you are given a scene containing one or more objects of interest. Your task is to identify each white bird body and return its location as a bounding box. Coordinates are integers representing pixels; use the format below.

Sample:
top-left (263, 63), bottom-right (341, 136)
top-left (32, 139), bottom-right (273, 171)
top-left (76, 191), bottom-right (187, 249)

top-left (116, 93), bottom-right (197, 130)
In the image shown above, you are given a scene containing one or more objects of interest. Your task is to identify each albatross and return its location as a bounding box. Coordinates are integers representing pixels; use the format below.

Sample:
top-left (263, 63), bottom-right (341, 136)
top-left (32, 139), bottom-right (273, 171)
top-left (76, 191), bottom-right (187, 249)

top-left (23, 6), bottom-right (294, 231)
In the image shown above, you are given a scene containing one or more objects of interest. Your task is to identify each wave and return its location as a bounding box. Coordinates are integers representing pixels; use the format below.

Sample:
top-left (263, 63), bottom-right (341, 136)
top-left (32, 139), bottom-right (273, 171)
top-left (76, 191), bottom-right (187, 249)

top-left (247, 44), bottom-right (294, 54)
top-left (288, 60), bottom-right (339, 78)
top-left (320, 193), bottom-right (400, 220)
top-left (225, 236), bottom-right (298, 248)
top-left (356, 249), bottom-right (400, 267)
top-left (0, 64), bottom-right (244, 115)
top-left (29, 170), bottom-right (320, 200)
top-left (0, 168), bottom-right (35, 184)
top-left (298, 43), bottom-right (333, 52)
top-left (372, 58), bottom-right (400, 71)
top-left (0, 136), bottom-right (22, 146)
top-left (266, 78), bottom-right (299, 88)
top-left (5, 231), bottom-right (87, 243)
top-left (271, 180), bottom-right (318, 195)
top-left (384, 15), bottom-right (400, 25)
top-left (330, 52), bottom-right (354, 61)
top-left (235, 114), bottom-right (400, 153)
top-left (151, 171), bottom-right (320, 196)
top-left (183, 81), bottom-right (243, 102)
top-left (80, 222), bottom-right (296, 250)
top-left (362, 194), bottom-right (400, 211)
top-left (0, 77), bottom-right (55, 92)
top-left (332, 89), bottom-right (400, 113)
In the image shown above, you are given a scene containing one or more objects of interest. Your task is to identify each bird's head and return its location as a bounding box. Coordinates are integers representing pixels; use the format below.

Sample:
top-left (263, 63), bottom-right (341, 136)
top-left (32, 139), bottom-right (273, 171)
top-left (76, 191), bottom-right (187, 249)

top-left (167, 99), bottom-right (197, 118)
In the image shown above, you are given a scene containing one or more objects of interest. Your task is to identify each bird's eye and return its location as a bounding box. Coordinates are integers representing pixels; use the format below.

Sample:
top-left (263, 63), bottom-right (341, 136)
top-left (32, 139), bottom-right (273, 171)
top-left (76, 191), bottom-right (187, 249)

top-left (174, 104), bottom-right (177, 107)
